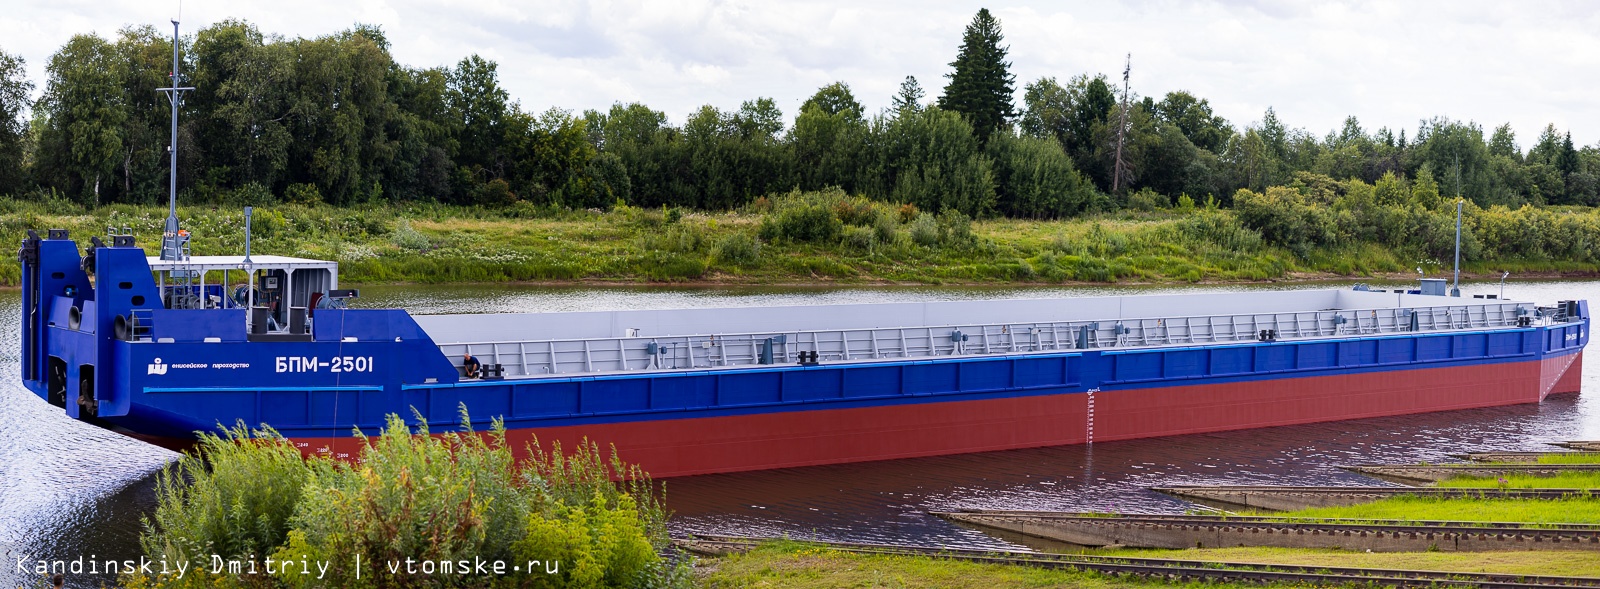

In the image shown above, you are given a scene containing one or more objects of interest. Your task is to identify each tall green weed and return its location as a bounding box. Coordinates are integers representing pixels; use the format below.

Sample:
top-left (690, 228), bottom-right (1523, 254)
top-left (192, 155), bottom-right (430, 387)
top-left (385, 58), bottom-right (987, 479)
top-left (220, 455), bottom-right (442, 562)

top-left (130, 409), bottom-right (683, 589)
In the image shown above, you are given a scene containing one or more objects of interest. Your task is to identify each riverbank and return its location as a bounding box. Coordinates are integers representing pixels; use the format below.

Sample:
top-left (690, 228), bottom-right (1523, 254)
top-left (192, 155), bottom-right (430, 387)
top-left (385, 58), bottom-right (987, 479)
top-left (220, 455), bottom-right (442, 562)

top-left (2, 194), bottom-right (1596, 288)
top-left (696, 541), bottom-right (1600, 587)
top-left (696, 476), bottom-right (1600, 585)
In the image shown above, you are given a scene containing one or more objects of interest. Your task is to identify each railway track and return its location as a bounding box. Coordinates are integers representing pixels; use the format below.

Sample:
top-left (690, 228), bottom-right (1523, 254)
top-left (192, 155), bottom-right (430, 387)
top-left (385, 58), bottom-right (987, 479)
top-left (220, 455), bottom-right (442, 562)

top-left (1456, 451), bottom-right (1600, 463)
top-left (939, 509), bottom-right (1600, 531)
top-left (1344, 463), bottom-right (1600, 483)
top-left (1153, 485), bottom-right (1591, 511)
top-left (933, 510), bottom-right (1600, 552)
top-left (677, 534), bottom-right (1600, 588)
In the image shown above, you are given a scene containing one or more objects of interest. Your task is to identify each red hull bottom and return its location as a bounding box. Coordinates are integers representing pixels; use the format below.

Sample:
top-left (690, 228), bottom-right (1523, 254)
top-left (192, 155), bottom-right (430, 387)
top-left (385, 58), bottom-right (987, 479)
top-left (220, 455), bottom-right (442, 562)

top-left (1548, 352), bottom-right (1584, 398)
top-left (291, 355), bottom-right (1585, 478)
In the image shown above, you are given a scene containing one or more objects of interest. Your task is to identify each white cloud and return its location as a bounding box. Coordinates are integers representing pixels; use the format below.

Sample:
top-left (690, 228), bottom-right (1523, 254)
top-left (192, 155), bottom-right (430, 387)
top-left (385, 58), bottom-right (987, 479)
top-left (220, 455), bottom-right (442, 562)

top-left (1, 0), bottom-right (1597, 148)
top-left (683, 62), bottom-right (732, 86)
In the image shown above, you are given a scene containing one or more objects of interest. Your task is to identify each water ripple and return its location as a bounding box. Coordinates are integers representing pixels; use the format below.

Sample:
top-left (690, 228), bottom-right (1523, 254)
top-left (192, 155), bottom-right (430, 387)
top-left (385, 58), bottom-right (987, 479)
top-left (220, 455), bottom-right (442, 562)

top-left (1, 280), bottom-right (1594, 586)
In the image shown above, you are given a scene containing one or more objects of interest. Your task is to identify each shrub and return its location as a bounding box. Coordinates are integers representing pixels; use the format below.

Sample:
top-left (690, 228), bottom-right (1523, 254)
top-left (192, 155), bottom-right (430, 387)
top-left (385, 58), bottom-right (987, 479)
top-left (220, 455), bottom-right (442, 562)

top-left (1233, 186), bottom-right (1336, 256)
top-left (896, 203), bottom-right (919, 223)
top-left (744, 196), bottom-right (773, 214)
top-left (390, 219), bottom-right (431, 251)
top-left (831, 198), bottom-right (875, 226)
top-left (843, 225), bottom-right (876, 252)
top-left (1049, 232), bottom-right (1076, 254)
top-left (614, 204), bottom-right (668, 229)
top-left (273, 415), bottom-right (504, 589)
top-left (512, 493), bottom-right (657, 589)
top-left (638, 223), bottom-right (706, 253)
top-left (252, 208), bottom-right (288, 239)
top-left (141, 422), bottom-right (310, 564)
top-left (130, 410), bottom-right (684, 589)
top-left (214, 182), bottom-right (278, 208)
top-left (759, 202), bottom-right (842, 243)
top-left (909, 212), bottom-right (939, 246)
top-left (502, 200), bottom-right (567, 220)
top-left (987, 133), bottom-right (1094, 218)
top-left (937, 209), bottom-right (975, 248)
top-left (711, 232), bottom-right (761, 266)
top-left (1179, 210), bottom-right (1263, 252)
top-left (871, 209), bottom-right (899, 245)
top-left (284, 183), bottom-right (323, 206)
top-left (1128, 188), bottom-right (1168, 211)
top-left (471, 178), bottom-right (516, 207)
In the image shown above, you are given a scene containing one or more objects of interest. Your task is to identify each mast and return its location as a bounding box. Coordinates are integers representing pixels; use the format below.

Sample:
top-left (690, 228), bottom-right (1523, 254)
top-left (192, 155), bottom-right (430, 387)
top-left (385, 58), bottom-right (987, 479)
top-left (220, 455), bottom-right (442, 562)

top-left (1452, 198), bottom-right (1462, 297)
top-left (155, 20), bottom-right (193, 261)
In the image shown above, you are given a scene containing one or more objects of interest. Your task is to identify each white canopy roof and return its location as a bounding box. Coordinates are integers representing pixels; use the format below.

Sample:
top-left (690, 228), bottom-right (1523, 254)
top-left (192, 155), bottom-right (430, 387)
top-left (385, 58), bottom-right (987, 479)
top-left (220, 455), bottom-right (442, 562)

top-left (145, 255), bottom-right (337, 272)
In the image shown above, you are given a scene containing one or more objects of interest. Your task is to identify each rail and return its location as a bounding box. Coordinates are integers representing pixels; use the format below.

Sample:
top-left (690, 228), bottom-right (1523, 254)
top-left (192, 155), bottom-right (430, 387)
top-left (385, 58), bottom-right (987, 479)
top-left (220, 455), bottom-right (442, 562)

top-left (437, 301), bottom-right (1529, 377)
top-left (126, 309), bottom-right (155, 341)
top-left (1458, 452), bottom-right (1600, 462)
top-left (1153, 485), bottom-right (1596, 502)
top-left (935, 509), bottom-right (1600, 532)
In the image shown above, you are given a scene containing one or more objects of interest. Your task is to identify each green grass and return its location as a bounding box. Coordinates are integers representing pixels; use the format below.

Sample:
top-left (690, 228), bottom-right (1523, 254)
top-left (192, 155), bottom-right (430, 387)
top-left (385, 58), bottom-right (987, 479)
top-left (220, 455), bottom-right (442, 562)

top-left (1089, 546), bottom-right (1600, 577)
top-left (700, 541), bottom-right (1237, 589)
top-left (1438, 472), bottom-right (1600, 489)
top-left (1536, 453), bottom-right (1600, 465)
top-left (698, 541), bottom-right (1600, 588)
top-left (1460, 454), bottom-right (1600, 466)
top-left (3, 193), bottom-right (1593, 287)
top-left (1267, 496), bottom-right (1600, 524)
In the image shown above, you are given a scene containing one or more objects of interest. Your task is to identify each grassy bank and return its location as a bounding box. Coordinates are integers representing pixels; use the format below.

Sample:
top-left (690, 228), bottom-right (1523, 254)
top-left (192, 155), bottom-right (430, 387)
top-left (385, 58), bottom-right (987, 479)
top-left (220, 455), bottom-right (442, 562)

top-left (698, 541), bottom-right (1600, 587)
top-left (3, 191), bottom-right (1595, 287)
top-left (1266, 496), bottom-right (1600, 524)
top-left (699, 541), bottom-right (1208, 589)
top-left (1439, 472), bottom-right (1600, 488)
top-left (1090, 546), bottom-right (1600, 577)
top-left (1535, 454), bottom-right (1600, 465)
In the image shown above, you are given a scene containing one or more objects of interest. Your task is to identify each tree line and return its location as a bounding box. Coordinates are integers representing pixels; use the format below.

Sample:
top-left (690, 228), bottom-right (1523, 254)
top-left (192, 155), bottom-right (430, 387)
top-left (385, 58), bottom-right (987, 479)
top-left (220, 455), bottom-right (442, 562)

top-left (0, 9), bottom-right (1597, 221)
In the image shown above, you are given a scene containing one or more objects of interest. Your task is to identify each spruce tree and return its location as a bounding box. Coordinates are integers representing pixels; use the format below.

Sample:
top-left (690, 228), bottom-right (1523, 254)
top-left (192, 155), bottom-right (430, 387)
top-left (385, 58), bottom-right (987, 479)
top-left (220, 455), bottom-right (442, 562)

top-left (938, 8), bottom-right (1015, 144)
top-left (1557, 132), bottom-right (1579, 175)
top-left (891, 76), bottom-right (925, 113)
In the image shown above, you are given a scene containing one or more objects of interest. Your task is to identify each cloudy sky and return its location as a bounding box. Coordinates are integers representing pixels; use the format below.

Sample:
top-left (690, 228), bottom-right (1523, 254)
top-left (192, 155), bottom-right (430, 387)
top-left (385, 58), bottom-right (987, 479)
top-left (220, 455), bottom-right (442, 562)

top-left (4, 0), bottom-right (1598, 148)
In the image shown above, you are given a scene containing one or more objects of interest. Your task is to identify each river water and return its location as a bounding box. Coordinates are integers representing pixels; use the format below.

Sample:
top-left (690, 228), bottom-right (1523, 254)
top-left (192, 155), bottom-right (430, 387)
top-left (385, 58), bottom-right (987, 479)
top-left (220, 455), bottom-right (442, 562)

top-left (2, 280), bottom-right (1596, 587)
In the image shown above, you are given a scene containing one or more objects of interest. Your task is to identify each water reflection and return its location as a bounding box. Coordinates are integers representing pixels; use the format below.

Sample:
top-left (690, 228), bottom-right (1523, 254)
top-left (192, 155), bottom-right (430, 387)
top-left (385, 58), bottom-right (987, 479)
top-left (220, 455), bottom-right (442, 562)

top-left (665, 396), bottom-right (1591, 549)
top-left (1, 280), bottom-right (1594, 587)
top-left (0, 291), bottom-right (174, 589)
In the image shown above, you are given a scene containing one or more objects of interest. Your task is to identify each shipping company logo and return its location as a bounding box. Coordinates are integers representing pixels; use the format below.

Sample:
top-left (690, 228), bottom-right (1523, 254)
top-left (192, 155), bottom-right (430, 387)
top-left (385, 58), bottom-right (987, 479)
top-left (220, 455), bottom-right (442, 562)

top-left (144, 359), bottom-right (231, 374)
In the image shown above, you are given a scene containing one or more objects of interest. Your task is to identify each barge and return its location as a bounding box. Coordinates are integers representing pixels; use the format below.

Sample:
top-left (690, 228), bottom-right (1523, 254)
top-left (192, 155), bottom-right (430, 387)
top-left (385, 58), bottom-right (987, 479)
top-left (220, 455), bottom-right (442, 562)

top-left (17, 236), bottom-right (1589, 476)
top-left (16, 20), bottom-right (1588, 477)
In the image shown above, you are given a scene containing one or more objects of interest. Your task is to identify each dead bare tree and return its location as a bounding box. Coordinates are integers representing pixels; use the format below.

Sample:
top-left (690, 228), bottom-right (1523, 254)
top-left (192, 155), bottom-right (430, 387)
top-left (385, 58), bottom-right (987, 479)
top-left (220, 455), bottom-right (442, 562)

top-left (1112, 53), bottom-right (1131, 194)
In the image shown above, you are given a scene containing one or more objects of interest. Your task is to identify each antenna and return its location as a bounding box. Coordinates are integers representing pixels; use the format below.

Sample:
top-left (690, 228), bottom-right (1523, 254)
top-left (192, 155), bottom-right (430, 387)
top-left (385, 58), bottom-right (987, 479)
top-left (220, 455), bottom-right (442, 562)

top-left (1453, 152), bottom-right (1462, 198)
top-left (1451, 198), bottom-right (1462, 297)
top-left (154, 20), bottom-right (194, 261)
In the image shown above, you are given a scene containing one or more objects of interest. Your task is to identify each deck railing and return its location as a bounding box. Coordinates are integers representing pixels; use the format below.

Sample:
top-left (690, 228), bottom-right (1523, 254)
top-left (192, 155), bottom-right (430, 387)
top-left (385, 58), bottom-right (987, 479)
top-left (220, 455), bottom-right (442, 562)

top-left (435, 302), bottom-right (1532, 378)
